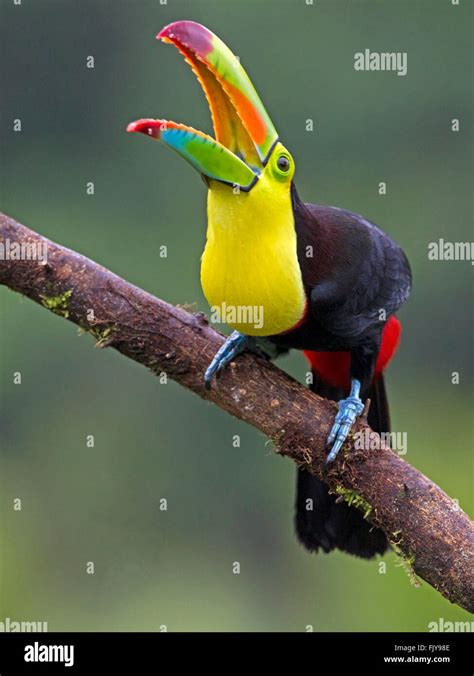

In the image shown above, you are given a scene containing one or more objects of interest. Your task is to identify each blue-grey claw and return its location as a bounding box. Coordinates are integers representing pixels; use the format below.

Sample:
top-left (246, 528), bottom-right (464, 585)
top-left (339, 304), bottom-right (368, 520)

top-left (325, 379), bottom-right (364, 464)
top-left (204, 331), bottom-right (253, 390)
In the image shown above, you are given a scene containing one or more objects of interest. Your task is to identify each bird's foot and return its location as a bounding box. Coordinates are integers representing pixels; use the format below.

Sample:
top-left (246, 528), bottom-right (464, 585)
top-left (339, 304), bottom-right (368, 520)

top-left (325, 378), bottom-right (364, 465)
top-left (204, 331), bottom-right (260, 390)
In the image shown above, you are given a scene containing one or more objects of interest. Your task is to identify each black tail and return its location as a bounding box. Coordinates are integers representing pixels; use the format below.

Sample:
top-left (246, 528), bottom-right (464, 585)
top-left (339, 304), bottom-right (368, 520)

top-left (295, 372), bottom-right (389, 559)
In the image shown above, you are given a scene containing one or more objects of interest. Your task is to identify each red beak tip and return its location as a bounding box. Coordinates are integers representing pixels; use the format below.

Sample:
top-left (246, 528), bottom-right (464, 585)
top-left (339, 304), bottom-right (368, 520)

top-left (156, 20), bottom-right (203, 43)
top-left (156, 21), bottom-right (213, 59)
top-left (156, 22), bottom-right (177, 41)
top-left (126, 119), bottom-right (163, 138)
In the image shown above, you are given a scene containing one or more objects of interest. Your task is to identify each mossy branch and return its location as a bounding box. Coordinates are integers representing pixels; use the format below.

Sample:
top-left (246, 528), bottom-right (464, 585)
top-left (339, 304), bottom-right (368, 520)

top-left (1, 212), bottom-right (473, 612)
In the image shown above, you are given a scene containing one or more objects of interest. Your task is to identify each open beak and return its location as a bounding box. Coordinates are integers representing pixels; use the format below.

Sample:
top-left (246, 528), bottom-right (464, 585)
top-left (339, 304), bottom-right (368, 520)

top-left (127, 20), bottom-right (279, 191)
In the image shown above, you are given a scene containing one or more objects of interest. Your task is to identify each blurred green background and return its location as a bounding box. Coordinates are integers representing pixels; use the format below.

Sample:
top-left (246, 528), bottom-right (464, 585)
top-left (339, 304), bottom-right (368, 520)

top-left (1, 0), bottom-right (472, 631)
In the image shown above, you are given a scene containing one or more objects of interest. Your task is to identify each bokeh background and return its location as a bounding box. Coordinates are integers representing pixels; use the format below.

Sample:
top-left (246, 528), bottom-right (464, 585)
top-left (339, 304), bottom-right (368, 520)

top-left (1, 0), bottom-right (472, 631)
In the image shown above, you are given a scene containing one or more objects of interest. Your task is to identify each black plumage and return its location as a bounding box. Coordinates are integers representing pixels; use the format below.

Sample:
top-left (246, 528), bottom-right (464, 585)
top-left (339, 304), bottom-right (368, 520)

top-left (270, 185), bottom-right (411, 392)
top-left (271, 185), bottom-right (411, 558)
top-left (295, 375), bottom-right (389, 559)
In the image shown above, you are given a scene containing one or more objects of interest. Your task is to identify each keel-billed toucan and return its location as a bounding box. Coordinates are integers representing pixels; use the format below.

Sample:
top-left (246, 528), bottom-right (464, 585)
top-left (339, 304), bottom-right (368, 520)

top-left (128, 21), bottom-right (412, 559)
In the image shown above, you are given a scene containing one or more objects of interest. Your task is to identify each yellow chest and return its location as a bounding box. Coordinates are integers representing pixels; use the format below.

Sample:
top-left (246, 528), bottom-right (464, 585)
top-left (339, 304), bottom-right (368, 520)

top-left (200, 180), bottom-right (306, 337)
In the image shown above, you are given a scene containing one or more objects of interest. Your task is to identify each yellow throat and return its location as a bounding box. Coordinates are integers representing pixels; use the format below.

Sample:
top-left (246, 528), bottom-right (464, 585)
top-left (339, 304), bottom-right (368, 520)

top-left (201, 160), bottom-right (306, 337)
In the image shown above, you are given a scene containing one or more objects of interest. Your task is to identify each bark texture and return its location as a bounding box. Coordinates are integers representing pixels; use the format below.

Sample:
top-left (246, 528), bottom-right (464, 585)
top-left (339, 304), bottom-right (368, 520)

top-left (1, 212), bottom-right (472, 612)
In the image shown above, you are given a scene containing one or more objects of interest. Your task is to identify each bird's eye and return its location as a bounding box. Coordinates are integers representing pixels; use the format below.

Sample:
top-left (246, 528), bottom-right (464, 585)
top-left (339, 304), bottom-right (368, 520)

top-left (277, 155), bottom-right (290, 172)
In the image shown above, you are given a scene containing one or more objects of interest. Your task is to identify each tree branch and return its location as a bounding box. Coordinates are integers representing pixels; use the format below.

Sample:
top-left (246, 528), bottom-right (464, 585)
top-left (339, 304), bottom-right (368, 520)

top-left (1, 212), bottom-right (472, 612)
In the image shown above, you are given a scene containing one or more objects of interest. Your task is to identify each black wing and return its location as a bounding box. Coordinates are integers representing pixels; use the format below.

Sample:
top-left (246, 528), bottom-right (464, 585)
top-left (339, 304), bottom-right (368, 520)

top-left (294, 196), bottom-right (412, 340)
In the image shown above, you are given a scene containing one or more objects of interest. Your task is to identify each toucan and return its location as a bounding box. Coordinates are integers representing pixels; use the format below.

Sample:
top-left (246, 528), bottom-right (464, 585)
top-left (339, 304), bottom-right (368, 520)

top-left (128, 21), bottom-right (412, 559)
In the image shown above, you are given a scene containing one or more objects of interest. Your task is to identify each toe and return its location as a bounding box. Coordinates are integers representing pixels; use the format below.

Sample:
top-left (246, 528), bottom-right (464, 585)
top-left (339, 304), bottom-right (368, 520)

top-left (325, 438), bottom-right (343, 464)
top-left (204, 364), bottom-right (216, 389)
top-left (326, 419), bottom-right (340, 447)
